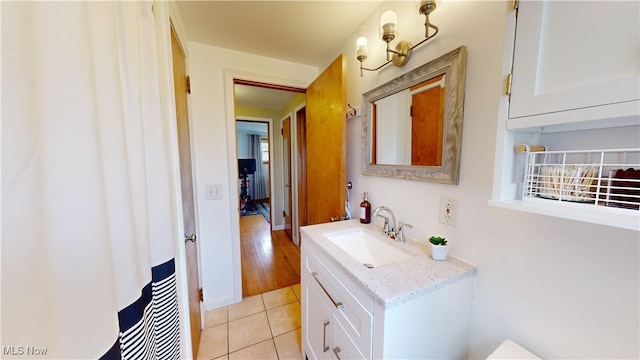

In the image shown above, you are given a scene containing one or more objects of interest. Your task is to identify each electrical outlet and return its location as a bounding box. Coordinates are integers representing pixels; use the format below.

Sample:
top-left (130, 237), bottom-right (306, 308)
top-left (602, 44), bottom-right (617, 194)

top-left (439, 195), bottom-right (456, 226)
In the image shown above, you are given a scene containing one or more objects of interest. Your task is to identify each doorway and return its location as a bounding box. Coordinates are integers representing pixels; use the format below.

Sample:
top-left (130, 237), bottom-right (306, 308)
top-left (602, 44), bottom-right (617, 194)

top-left (234, 83), bottom-right (304, 297)
top-left (236, 120), bottom-right (271, 222)
top-left (227, 57), bottom-right (346, 300)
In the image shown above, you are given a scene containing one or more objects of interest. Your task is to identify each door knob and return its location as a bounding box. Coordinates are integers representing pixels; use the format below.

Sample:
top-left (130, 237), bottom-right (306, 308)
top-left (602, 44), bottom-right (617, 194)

top-left (184, 233), bottom-right (196, 243)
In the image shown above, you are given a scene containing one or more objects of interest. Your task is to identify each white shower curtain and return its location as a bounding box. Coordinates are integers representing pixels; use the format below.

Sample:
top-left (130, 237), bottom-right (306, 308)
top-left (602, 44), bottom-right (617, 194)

top-left (2, 2), bottom-right (182, 359)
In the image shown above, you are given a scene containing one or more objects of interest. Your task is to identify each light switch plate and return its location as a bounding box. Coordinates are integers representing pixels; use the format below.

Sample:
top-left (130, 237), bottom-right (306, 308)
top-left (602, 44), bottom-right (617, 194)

top-left (205, 184), bottom-right (223, 200)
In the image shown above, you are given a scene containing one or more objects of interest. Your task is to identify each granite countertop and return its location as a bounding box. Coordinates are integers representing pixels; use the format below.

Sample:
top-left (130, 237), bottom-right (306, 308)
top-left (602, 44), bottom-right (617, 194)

top-left (300, 219), bottom-right (477, 309)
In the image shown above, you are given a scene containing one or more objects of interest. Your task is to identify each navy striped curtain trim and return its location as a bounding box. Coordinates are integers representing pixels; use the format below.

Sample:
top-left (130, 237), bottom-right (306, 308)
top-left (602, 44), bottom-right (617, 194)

top-left (100, 258), bottom-right (180, 360)
top-left (118, 282), bottom-right (153, 331)
top-left (101, 341), bottom-right (121, 360)
top-left (152, 258), bottom-right (175, 283)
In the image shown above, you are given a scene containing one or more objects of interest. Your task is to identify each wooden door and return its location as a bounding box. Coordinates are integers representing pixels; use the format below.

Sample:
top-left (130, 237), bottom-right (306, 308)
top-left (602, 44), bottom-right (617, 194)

top-left (171, 29), bottom-right (201, 357)
top-left (282, 116), bottom-right (292, 238)
top-left (410, 74), bottom-right (445, 166)
top-left (305, 55), bottom-right (346, 224)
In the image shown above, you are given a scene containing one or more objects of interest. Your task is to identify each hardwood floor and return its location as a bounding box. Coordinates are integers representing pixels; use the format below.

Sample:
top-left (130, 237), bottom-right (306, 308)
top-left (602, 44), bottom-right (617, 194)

top-left (240, 214), bottom-right (301, 297)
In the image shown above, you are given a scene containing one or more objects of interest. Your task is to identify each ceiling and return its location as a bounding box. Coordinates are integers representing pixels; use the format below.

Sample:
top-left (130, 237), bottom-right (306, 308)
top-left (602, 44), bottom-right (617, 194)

top-left (175, 0), bottom-right (382, 110)
top-left (234, 83), bottom-right (303, 111)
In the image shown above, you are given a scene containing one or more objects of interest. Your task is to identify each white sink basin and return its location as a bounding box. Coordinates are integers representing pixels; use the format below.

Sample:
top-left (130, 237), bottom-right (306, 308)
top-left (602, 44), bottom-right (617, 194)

top-left (324, 228), bottom-right (413, 268)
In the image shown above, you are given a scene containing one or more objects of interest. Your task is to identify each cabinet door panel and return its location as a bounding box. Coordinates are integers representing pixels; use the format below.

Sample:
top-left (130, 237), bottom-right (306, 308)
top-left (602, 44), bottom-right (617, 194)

top-left (332, 318), bottom-right (365, 360)
top-left (304, 244), bottom-right (373, 358)
top-left (509, 1), bottom-right (639, 120)
top-left (302, 271), bottom-right (333, 360)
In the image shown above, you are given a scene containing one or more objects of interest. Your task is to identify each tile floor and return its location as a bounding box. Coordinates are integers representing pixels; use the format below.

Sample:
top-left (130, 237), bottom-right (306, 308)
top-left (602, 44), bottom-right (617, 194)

top-left (197, 284), bottom-right (302, 360)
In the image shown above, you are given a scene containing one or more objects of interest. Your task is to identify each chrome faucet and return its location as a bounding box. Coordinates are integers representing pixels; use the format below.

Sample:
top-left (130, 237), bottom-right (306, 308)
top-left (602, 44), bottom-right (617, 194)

top-left (396, 221), bottom-right (413, 242)
top-left (372, 206), bottom-right (413, 242)
top-left (372, 206), bottom-right (396, 238)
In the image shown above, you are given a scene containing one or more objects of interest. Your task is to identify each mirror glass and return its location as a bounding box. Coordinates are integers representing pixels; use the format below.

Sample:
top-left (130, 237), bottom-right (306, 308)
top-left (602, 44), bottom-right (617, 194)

top-left (373, 73), bottom-right (445, 166)
top-left (362, 46), bottom-right (467, 183)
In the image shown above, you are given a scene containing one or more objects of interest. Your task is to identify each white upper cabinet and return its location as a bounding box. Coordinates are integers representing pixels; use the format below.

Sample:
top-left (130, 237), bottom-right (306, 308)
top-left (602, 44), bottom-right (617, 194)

top-left (491, 1), bottom-right (640, 231)
top-left (508, 1), bottom-right (640, 128)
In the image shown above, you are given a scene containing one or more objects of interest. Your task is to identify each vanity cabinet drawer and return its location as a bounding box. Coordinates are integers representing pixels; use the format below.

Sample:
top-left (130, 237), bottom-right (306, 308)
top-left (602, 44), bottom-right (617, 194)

top-left (303, 244), bottom-right (373, 358)
top-left (303, 243), bottom-right (374, 311)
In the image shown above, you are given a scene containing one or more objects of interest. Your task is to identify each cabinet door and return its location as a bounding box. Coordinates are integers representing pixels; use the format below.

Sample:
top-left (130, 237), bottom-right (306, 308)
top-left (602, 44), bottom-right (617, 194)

top-left (331, 318), bottom-right (365, 360)
top-left (509, 1), bottom-right (639, 121)
top-left (302, 275), bottom-right (333, 360)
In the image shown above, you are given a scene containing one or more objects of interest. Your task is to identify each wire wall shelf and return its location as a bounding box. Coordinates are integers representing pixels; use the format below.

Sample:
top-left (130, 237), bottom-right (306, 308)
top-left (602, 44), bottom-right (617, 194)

top-left (523, 148), bottom-right (640, 211)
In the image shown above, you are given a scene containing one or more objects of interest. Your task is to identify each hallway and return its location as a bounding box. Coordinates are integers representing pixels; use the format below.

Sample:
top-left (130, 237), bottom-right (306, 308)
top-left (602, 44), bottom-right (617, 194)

top-left (240, 214), bottom-right (301, 296)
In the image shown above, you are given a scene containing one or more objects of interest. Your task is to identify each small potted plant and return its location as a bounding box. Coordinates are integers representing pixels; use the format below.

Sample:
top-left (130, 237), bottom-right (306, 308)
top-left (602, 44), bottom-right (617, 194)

top-left (429, 236), bottom-right (448, 261)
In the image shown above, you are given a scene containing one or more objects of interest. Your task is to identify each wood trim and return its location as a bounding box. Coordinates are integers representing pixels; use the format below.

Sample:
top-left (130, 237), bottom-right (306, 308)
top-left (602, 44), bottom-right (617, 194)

top-left (234, 79), bottom-right (306, 93)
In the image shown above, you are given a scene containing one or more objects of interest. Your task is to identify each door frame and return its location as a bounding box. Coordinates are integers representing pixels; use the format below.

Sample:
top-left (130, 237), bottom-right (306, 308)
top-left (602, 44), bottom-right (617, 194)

top-left (291, 102), bottom-right (306, 246)
top-left (235, 116), bottom-right (275, 230)
top-left (223, 70), bottom-right (308, 302)
top-left (280, 113), bottom-right (293, 236)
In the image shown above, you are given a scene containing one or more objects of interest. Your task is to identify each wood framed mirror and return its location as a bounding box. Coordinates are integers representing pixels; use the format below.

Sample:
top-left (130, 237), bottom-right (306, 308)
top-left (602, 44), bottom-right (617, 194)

top-left (362, 45), bottom-right (467, 184)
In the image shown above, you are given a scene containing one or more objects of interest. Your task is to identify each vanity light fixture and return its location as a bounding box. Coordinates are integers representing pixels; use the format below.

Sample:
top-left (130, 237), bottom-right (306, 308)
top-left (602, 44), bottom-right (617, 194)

top-left (356, 0), bottom-right (439, 76)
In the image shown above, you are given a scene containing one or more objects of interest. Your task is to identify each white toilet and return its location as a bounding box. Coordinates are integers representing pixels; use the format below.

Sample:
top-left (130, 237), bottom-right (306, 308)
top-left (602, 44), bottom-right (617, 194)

top-left (487, 339), bottom-right (541, 359)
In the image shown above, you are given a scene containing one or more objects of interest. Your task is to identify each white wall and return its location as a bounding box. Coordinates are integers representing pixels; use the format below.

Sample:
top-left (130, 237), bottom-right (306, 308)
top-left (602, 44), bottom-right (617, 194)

top-left (186, 42), bottom-right (318, 308)
top-left (340, 1), bottom-right (638, 359)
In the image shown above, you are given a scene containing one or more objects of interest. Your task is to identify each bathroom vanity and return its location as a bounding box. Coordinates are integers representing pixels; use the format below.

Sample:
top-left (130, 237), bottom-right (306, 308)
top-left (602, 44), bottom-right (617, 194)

top-left (301, 220), bottom-right (476, 359)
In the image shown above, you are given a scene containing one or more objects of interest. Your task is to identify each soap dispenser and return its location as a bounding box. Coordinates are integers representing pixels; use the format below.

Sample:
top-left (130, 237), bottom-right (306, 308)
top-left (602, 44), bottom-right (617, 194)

top-left (360, 192), bottom-right (371, 224)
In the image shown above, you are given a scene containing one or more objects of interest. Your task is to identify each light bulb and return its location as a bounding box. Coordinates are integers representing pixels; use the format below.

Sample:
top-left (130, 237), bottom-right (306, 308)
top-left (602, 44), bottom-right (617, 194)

top-left (380, 10), bottom-right (397, 41)
top-left (356, 36), bottom-right (368, 59)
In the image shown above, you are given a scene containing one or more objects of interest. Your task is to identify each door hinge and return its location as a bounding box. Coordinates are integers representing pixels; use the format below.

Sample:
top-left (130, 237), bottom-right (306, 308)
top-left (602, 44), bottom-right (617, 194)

top-left (186, 75), bottom-right (191, 94)
top-left (505, 72), bottom-right (513, 97)
top-left (281, 128), bottom-right (284, 136)
top-left (283, 210), bottom-right (286, 217)
top-left (198, 287), bottom-right (203, 302)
